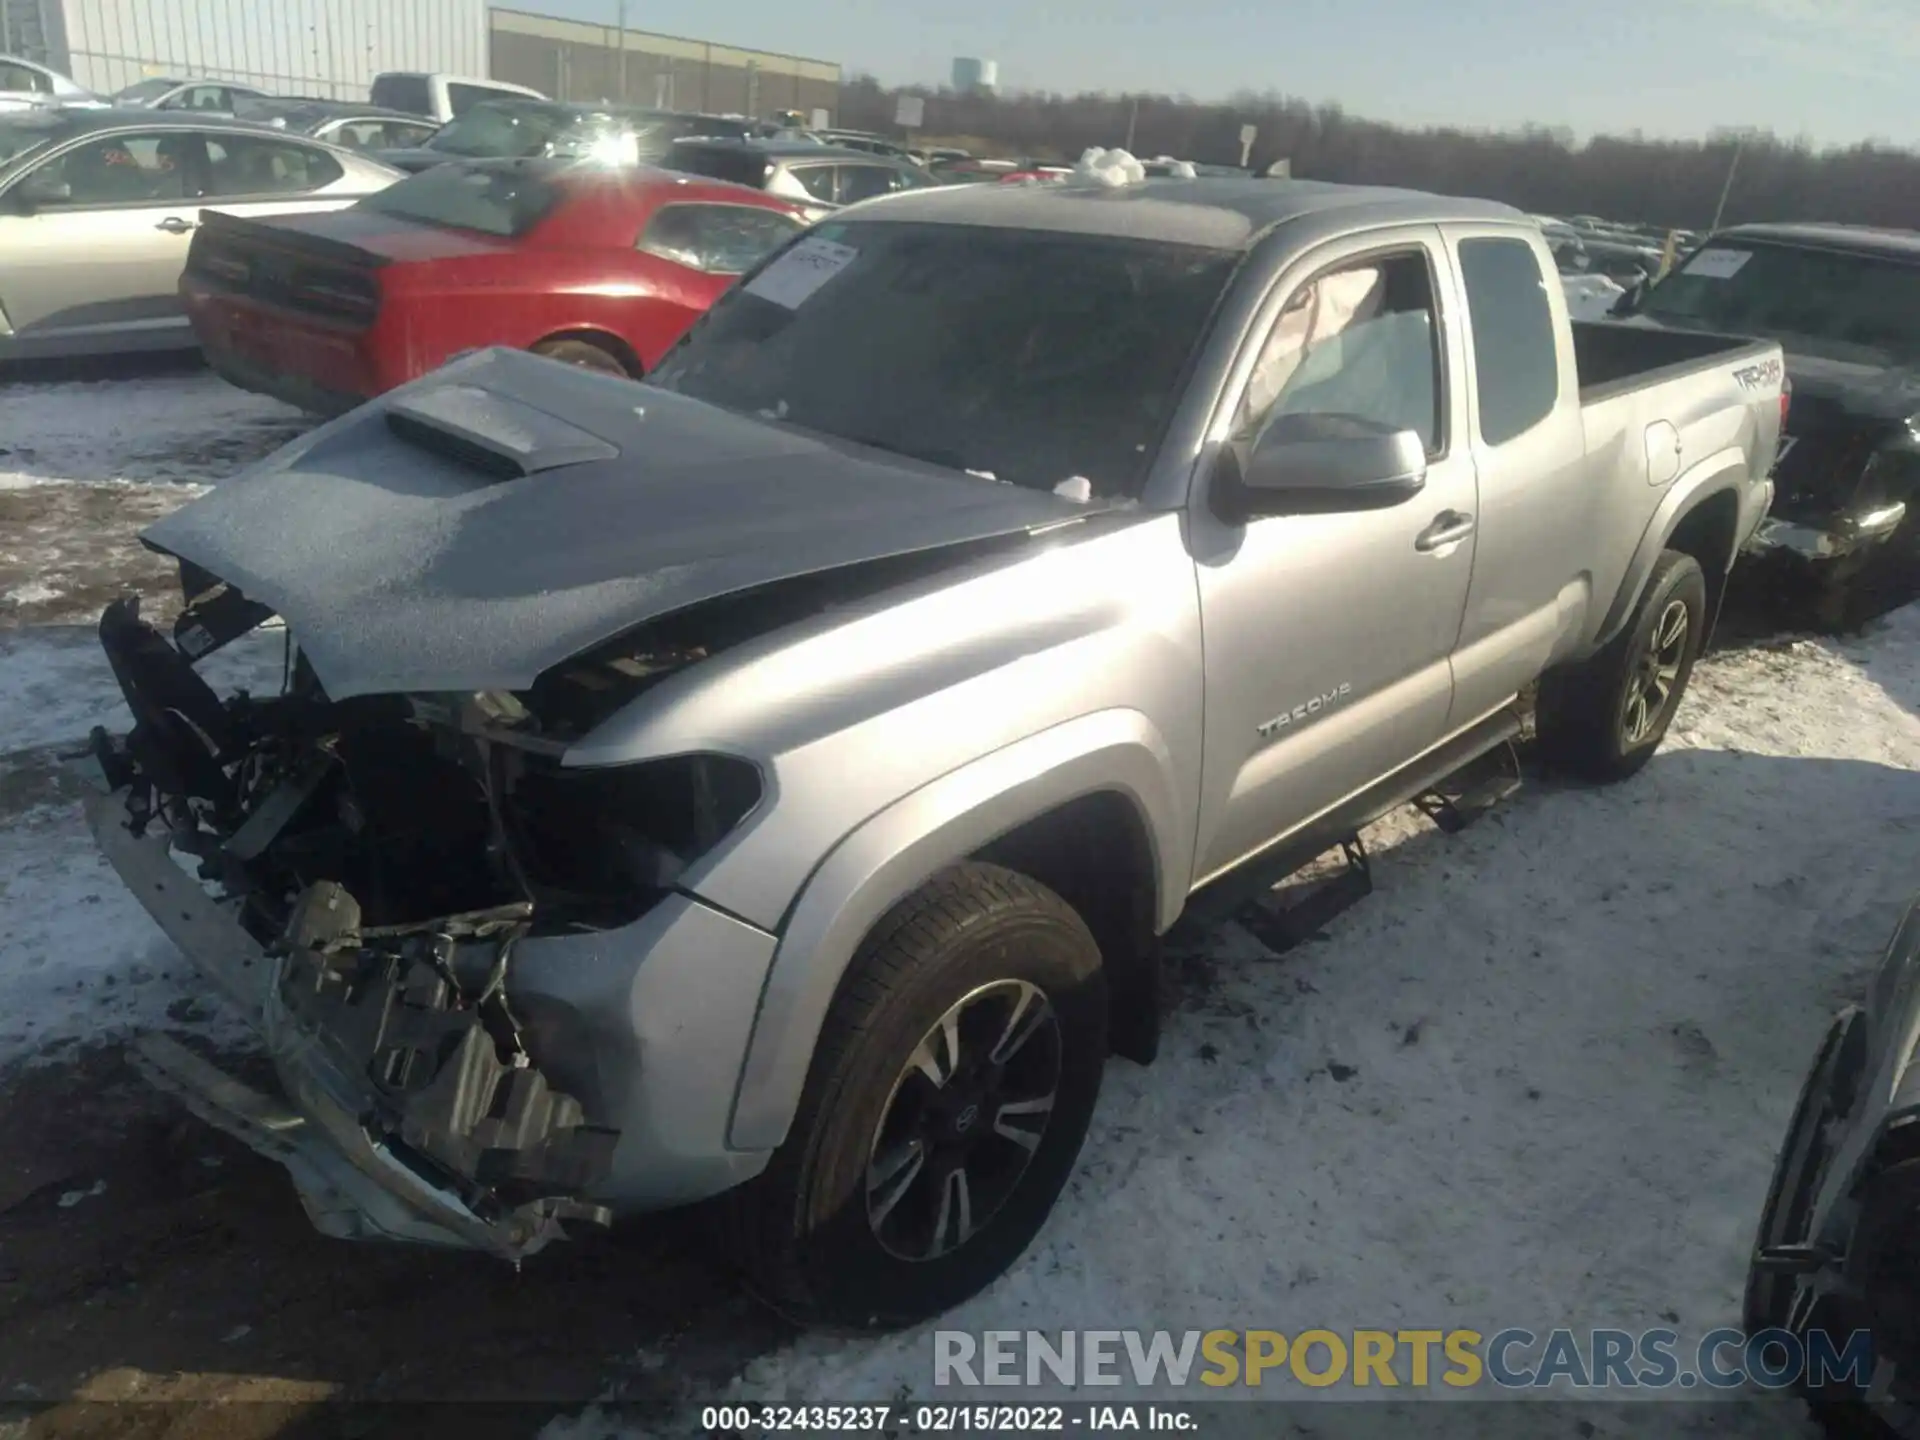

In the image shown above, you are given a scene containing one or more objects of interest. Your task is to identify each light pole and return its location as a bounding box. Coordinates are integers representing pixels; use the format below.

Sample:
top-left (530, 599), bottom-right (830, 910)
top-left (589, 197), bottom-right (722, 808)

top-left (1710, 134), bottom-right (1746, 233)
top-left (615, 0), bottom-right (628, 101)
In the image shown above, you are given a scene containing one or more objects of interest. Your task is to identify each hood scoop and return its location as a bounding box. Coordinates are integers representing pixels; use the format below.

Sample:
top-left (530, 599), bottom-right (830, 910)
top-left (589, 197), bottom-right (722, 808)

top-left (386, 382), bottom-right (619, 481)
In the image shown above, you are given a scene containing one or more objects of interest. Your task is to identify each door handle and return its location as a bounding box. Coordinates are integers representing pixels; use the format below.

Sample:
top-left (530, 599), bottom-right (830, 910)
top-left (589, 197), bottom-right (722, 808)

top-left (1414, 510), bottom-right (1476, 552)
top-left (155, 216), bottom-right (197, 234)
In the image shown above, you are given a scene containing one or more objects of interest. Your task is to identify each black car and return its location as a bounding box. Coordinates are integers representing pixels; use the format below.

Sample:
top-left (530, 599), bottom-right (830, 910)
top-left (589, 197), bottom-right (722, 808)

top-left (1745, 894), bottom-right (1920, 1434)
top-left (1620, 222), bottom-right (1920, 624)
top-left (370, 99), bottom-right (746, 175)
top-left (229, 96), bottom-right (440, 153)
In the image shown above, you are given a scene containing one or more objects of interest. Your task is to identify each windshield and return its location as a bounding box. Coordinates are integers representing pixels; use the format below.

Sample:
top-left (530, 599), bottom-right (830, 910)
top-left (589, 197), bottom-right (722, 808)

top-left (356, 164), bottom-right (561, 237)
top-left (113, 78), bottom-right (178, 103)
top-left (1637, 241), bottom-right (1920, 366)
top-left (426, 103), bottom-right (573, 158)
top-left (648, 220), bottom-right (1238, 498)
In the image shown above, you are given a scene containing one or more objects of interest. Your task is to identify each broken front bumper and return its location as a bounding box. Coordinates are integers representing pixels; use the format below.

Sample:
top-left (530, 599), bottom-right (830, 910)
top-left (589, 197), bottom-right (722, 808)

top-left (1747, 501), bottom-right (1909, 563)
top-left (84, 783), bottom-right (782, 1260)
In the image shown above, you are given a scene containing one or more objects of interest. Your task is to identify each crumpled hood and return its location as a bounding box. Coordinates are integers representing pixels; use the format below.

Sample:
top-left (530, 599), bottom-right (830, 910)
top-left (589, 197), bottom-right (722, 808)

top-left (141, 347), bottom-right (1110, 700)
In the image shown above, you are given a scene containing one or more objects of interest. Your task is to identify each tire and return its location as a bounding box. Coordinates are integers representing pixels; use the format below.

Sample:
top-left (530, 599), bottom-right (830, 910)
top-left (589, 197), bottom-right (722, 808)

top-left (723, 862), bottom-right (1108, 1329)
top-left (530, 336), bottom-right (633, 377)
top-left (1536, 548), bottom-right (1707, 783)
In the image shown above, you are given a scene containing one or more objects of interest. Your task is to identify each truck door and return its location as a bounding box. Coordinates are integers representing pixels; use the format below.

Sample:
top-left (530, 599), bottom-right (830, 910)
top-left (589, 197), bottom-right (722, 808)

top-left (1189, 227), bottom-right (1479, 886)
top-left (1439, 227), bottom-right (1591, 726)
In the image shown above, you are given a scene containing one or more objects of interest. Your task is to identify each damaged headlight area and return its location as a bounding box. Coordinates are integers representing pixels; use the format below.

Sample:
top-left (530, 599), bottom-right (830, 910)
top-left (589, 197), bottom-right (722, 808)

top-left (89, 569), bottom-right (765, 1246)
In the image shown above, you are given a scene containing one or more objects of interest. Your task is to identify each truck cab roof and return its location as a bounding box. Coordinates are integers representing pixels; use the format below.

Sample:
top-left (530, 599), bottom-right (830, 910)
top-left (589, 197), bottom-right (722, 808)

top-left (846, 176), bottom-right (1527, 250)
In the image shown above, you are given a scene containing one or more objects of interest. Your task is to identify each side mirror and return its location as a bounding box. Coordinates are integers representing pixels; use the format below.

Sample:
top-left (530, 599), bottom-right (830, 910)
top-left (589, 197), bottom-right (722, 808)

top-left (1609, 280), bottom-right (1645, 318)
top-left (1220, 412), bottom-right (1428, 520)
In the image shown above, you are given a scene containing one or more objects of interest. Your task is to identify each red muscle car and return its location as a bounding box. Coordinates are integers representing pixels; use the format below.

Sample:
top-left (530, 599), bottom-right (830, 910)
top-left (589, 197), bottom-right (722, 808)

top-left (182, 157), bottom-right (807, 414)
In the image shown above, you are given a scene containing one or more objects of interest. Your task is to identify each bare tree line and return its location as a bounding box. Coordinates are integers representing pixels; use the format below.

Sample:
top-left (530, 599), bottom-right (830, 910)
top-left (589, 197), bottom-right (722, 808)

top-left (836, 75), bottom-right (1920, 230)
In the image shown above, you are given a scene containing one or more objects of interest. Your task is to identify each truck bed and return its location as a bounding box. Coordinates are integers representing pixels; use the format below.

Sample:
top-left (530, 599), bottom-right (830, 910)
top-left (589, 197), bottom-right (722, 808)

top-left (1572, 321), bottom-right (1760, 403)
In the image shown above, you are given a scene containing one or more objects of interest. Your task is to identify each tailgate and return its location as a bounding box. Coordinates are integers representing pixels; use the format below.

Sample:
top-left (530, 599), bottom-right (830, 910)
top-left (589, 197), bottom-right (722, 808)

top-left (186, 210), bottom-right (387, 327)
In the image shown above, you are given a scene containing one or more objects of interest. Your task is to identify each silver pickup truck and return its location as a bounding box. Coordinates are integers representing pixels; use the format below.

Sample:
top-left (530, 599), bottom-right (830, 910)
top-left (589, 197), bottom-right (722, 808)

top-left (82, 177), bottom-right (1784, 1328)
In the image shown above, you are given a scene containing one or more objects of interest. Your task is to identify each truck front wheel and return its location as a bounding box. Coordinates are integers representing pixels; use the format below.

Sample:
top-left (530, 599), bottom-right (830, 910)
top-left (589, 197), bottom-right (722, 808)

top-left (725, 863), bottom-right (1108, 1329)
top-left (1537, 549), bottom-right (1707, 783)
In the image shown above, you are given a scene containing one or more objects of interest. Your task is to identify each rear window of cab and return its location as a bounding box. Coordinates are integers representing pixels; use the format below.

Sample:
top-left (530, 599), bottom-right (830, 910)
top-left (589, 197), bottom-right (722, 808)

top-left (356, 163), bottom-right (560, 238)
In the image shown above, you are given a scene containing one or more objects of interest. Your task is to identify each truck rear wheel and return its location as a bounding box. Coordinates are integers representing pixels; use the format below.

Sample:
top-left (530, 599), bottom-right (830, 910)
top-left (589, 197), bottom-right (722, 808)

top-left (1536, 549), bottom-right (1706, 783)
top-left (724, 863), bottom-right (1107, 1329)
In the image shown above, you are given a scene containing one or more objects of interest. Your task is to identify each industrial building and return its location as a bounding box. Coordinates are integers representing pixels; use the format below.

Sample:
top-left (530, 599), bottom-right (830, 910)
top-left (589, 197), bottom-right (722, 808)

top-left (0, 0), bottom-right (840, 122)
top-left (490, 8), bottom-right (838, 120)
top-left (0, 0), bottom-right (489, 99)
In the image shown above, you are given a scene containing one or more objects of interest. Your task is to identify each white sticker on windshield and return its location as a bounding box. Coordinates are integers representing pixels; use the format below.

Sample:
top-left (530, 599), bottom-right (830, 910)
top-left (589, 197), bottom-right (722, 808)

top-left (1683, 247), bottom-right (1753, 280)
top-left (745, 236), bottom-right (859, 309)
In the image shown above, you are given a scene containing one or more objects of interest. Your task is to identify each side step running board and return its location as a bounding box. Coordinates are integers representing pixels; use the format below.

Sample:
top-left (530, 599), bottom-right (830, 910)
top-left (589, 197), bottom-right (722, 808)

top-left (1238, 837), bottom-right (1372, 955)
top-left (1182, 705), bottom-right (1524, 930)
top-left (1415, 738), bottom-right (1523, 834)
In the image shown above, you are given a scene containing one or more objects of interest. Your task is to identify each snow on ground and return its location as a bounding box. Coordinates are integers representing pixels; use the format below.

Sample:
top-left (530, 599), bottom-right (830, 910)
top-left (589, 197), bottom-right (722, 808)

top-left (0, 366), bottom-right (306, 626)
top-left (553, 612), bottom-right (1920, 1436)
top-left (0, 624), bottom-right (280, 1071)
top-left (4, 368), bottom-right (1919, 1432)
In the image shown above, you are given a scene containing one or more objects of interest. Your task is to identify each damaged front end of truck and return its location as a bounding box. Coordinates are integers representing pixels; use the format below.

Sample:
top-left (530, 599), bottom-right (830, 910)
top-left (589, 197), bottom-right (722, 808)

top-left (74, 348), bottom-right (1110, 1261)
top-left (84, 571), bottom-right (769, 1258)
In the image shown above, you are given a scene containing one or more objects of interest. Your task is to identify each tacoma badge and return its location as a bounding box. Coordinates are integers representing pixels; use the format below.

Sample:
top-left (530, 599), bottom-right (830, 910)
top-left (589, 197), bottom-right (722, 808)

top-left (1258, 682), bottom-right (1353, 738)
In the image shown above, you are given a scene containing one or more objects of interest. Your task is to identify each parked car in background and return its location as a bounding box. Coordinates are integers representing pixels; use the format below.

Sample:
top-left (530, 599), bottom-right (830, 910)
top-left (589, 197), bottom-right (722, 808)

top-left (369, 71), bottom-right (546, 124)
top-left (1561, 272), bottom-right (1626, 320)
top-left (1619, 222), bottom-right (1920, 624)
top-left (183, 159), bottom-right (805, 413)
top-left (927, 156), bottom-right (1020, 184)
top-left (373, 100), bottom-right (698, 174)
top-left (1580, 236), bottom-right (1663, 286)
top-left (230, 97), bottom-right (441, 153)
top-left (628, 109), bottom-right (754, 145)
top-left (0, 55), bottom-right (101, 110)
top-left (813, 127), bottom-right (918, 161)
top-left (0, 107), bottom-right (398, 360)
top-left (94, 176), bottom-right (1782, 1331)
top-left (664, 137), bottom-right (936, 221)
top-left (111, 77), bottom-right (269, 113)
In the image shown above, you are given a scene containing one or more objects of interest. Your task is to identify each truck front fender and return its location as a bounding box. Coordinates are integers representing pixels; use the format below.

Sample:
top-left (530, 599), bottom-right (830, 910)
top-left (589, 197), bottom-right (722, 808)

top-left (1593, 446), bottom-right (1762, 651)
top-left (725, 708), bottom-right (1186, 1152)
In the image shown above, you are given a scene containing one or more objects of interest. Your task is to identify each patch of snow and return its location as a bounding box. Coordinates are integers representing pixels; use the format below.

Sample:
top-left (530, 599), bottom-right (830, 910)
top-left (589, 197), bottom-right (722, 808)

top-left (0, 368), bottom-right (309, 626)
top-left (557, 609), bottom-right (1920, 1435)
top-left (0, 623), bottom-right (286, 1072)
top-left (0, 371), bottom-right (301, 489)
top-left (1074, 147), bottom-right (1146, 188)
top-left (1052, 476), bottom-right (1092, 502)
top-left (0, 623), bottom-right (283, 756)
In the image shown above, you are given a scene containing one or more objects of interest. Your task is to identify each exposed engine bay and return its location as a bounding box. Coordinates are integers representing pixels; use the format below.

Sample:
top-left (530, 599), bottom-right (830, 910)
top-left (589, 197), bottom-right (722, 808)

top-left (88, 565), bottom-right (780, 1234)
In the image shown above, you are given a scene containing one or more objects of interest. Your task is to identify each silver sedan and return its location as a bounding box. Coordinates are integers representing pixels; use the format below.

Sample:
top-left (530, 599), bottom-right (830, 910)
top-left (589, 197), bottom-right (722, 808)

top-left (0, 108), bottom-right (400, 360)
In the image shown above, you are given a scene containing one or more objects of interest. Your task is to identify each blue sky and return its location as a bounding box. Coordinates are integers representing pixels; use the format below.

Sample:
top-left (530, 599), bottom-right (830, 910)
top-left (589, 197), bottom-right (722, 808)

top-left (533, 0), bottom-right (1911, 147)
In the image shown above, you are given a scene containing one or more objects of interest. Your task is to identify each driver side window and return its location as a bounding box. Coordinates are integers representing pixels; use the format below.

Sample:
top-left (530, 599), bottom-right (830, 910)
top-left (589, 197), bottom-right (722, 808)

top-left (1236, 249), bottom-right (1444, 456)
